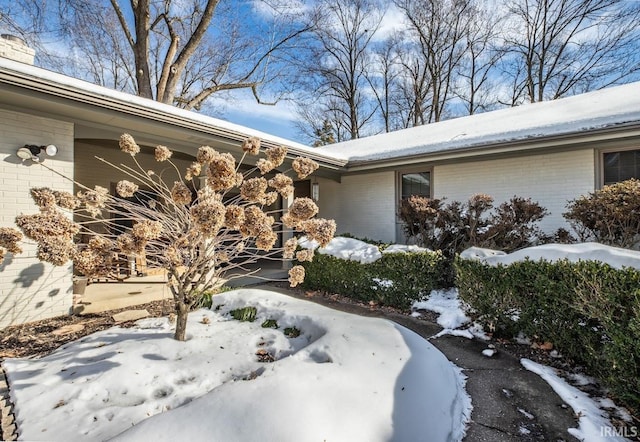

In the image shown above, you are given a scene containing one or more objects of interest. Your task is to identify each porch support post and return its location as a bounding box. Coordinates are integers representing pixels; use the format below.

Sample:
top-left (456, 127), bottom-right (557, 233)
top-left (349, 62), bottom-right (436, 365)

top-left (281, 192), bottom-right (294, 270)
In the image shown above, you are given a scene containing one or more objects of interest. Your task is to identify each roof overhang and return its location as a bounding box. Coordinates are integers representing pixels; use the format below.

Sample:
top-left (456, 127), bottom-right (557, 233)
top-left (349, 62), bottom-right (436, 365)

top-left (0, 59), bottom-right (347, 179)
top-left (340, 122), bottom-right (640, 174)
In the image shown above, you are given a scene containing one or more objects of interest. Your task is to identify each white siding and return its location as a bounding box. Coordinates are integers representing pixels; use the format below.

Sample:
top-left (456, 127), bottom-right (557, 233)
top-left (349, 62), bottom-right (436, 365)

top-left (0, 109), bottom-right (74, 329)
top-left (317, 171), bottom-right (396, 243)
top-left (434, 149), bottom-right (595, 232)
top-left (74, 141), bottom-right (194, 193)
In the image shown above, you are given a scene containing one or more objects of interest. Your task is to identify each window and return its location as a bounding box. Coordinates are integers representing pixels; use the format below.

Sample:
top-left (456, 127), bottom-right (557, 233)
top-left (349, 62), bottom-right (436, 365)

top-left (401, 171), bottom-right (431, 199)
top-left (603, 149), bottom-right (640, 185)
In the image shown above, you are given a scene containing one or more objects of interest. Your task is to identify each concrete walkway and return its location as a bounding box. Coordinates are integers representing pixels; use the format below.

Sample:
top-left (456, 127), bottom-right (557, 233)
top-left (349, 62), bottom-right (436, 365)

top-left (271, 286), bottom-right (580, 442)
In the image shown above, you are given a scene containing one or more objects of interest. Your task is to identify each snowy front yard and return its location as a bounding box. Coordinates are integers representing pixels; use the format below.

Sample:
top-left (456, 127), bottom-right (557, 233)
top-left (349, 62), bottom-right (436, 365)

top-left (4, 289), bottom-right (471, 441)
top-left (4, 240), bottom-right (639, 441)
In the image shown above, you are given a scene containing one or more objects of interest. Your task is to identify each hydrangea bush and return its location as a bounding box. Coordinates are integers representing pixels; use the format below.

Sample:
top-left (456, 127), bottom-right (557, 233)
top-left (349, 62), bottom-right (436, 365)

top-left (7, 134), bottom-right (335, 340)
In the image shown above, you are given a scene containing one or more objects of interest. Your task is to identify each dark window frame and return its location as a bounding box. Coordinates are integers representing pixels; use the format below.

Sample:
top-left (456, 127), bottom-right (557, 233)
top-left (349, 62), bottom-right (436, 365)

top-left (600, 147), bottom-right (640, 186)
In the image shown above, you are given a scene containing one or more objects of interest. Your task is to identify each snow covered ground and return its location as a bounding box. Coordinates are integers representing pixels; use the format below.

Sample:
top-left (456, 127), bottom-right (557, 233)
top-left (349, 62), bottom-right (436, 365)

top-left (4, 239), bottom-right (637, 441)
top-left (4, 289), bottom-right (471, 442)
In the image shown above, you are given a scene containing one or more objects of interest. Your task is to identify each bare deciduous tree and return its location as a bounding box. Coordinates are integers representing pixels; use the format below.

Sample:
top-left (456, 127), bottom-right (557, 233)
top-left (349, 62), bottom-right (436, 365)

top-left (4, 0), bottom-right (314, 110)
top-left (502, 0), bottom-right (640, 103)
top-left (297, 0), bottom-right (383, 141)
top-left (395, 0), bottom-right (474, 123)
top-left (455, 3), bottom-right (503, 114)
top-left (395, 45), bottom-right (433, 127)
top-left (366, 37), bottom-right (403, 133)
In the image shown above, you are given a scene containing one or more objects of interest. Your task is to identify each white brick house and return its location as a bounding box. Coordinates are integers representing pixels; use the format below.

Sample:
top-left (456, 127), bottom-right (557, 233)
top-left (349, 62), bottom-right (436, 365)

top-left (0, 54), bottom-right (342, 329)
top-left (313, 83), bottom-right (640, 243)
top-left (1, 41), bottom-right (640, 327)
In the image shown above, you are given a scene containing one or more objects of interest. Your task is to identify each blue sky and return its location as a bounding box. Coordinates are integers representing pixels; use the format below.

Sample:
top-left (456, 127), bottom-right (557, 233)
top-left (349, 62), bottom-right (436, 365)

top-left (207, 89), bottom-right (304, 143)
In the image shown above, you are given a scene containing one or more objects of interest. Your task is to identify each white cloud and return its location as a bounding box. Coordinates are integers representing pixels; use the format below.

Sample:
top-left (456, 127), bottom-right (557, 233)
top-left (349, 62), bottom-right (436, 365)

top-left (372, 4), bottom-right (407, 42)
top-left (250, 0), bottom-right (311, 20)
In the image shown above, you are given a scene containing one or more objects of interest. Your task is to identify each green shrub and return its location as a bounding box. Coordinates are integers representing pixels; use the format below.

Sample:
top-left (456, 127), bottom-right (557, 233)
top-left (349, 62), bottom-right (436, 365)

top-left (564, 179), bottom-right (640, 248)
top-left (261, 319), bottom-right (279, 328)
top-left (192, 286), bottom-right (232, 310)
top-left (284, 326), bottom-right (301, 338)
top-left (230, 306), bottom-right (257, 322)
top-left (299, 250), bottom-right (449, 309)
top-left (455, 256), bottom-right (640, 412)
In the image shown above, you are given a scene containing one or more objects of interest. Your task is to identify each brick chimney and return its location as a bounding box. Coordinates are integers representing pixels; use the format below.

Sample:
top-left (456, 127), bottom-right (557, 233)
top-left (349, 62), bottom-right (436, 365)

top-left (0, 34), bottom-right (35, 65)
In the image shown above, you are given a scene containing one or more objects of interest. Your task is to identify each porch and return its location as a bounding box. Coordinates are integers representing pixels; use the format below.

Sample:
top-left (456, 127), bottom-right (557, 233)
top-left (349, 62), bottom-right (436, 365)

top-left (73, 260), bottom-right (288, 315)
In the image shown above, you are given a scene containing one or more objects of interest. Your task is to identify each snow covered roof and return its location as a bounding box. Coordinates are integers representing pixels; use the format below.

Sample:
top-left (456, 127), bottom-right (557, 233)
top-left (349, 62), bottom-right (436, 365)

top-left (315, 83), bottom-right (640, 165)
top-left (0, 57), bottom-right (345, 168)
top-left (2, 55), bottom-right (640, 171)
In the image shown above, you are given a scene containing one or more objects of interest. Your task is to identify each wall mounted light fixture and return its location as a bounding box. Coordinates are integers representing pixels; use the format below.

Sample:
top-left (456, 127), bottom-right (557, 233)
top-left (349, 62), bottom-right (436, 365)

top-left (311, 181), bottom-right (320, 202)
top-left (16, 144), bottom-right (58, 162)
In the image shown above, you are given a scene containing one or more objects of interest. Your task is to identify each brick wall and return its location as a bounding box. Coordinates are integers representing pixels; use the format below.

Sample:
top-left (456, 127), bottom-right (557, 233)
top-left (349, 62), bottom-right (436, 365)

top-left (434, 149), bottom-right (595, 232)
top-left (0, 109), bottom-right (74, 329)
top-left (317, 171), bottom-right (396, 243)
top-left (0, 35), bottom-right (35, 65)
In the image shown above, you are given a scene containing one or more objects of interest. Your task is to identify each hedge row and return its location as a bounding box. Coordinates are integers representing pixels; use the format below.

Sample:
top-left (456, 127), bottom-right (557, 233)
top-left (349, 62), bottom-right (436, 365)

top-left (455, 257), bottom-right (640, 412)
top-left (299, 250), bottom-right (449, 309)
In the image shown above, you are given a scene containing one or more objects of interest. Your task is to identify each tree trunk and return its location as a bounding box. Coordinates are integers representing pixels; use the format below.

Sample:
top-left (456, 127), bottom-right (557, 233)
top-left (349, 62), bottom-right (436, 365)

top-left (174, 301), bottom-right (189, 341)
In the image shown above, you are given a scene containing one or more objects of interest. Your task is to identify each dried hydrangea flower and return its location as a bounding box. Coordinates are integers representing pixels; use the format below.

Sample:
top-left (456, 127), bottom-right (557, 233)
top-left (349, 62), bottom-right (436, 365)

top-left (197, 186), bottom-right (222, 203)
top-left (283, 237), bottom-right (297, 259)
top-left (185, 162), bottom-right (202, 181)
top-left (171, 182), bottom-right (192, 205)
top-left (295, 249), bottom-right (314, 262)
top-left (240, 177), bottom-right (268, 203)
top-left (73, 248), bottom-right (101, 277)
top-left (117, 232), bottom-right (146, 254)
top-left (78, 186), bottom-right (110, 216)
top-left (88, 236), bottom-right (113, 253)
top-left (235, 172), bottom-right (244, 186)
top-left (0, 227), bottom-right (23, 254)
top-left (292, 157), bottom-right (319, 179)
top-left (30, 187), bottom-right (57, 208)
top-left (268, 174), bottom-right (294, 197)
top-left (224, 205), bottom-right (245, 230)
top-left (282, 197), bottom-right (318, 228)
top-left (288, 265), bottom-right (305, 287)
top-left (116, 180), bottom-right (139, 198)
top-left (242, 136), bottom-right (261, 155)
top-left (264, 192), bottom-right (278, 206)
top-left (217, 250), bottom-right (230, 263)
top-left (119, 133), bottom-right (140, 155)
top-left (132, 220), bottom-right (163, 240)
top-left (190, 199), bottom-right (226, 237)
top-left (197, 146), bottom-right (217, 164)
top-left (300, 218), bottom-right (335, 247)
top-left (53, 191), bottom-right (80, 209)
top-left (207, 153), bottom-right (237, 191)
top-left (257, 159), bottom-right (275, 174)
top-left (265, 146), bottom-right (287, 168)
top-left (36, 236), bottom-right (75, 266)
top-left (256, 229), bottom-right (277, 251)
top-left (16, 209), bottom-right (80, 240)
top-left (242, 206), bottom-right (273, 237)
top-left (155, 145), bottom-right (173, 162)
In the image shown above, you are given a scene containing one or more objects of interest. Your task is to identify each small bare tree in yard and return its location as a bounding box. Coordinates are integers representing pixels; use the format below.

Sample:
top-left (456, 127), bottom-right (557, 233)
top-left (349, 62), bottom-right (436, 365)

top-left (6, 135), bottom-right (335, 341)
